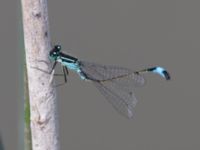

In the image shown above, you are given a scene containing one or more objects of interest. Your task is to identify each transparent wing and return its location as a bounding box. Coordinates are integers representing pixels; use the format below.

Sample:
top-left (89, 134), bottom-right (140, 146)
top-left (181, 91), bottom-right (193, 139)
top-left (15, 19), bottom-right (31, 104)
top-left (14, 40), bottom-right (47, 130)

top-left (93, 79), bottom-right (138, 118)
top-left (79, 60), bottom-right (145, 86)
top-left (79, 60), bottom-right (145, 118)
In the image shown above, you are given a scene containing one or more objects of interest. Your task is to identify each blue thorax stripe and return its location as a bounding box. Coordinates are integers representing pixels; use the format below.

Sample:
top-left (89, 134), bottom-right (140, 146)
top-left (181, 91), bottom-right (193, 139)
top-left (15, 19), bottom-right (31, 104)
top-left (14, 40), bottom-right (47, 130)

top-left (60, 52), bottom-right (78, 63)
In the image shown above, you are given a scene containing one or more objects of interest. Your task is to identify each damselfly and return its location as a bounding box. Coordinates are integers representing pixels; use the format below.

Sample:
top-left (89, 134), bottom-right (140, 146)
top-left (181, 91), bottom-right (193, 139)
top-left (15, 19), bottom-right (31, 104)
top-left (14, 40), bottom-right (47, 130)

top-left (49, 45), bottom-right (170, 118)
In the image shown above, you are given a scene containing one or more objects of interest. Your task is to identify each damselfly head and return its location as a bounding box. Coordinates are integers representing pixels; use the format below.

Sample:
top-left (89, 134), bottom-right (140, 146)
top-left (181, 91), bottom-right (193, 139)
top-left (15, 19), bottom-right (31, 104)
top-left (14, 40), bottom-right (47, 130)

top-left (49, 45), bottom-right (61, 60)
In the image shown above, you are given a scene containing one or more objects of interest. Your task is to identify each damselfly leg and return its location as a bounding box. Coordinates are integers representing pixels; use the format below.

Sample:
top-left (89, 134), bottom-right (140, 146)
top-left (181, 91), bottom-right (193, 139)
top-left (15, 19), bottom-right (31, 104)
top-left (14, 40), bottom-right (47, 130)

top-left (62, 66), bottom-right (67, 83)
top-left (50, 61), bottom-right (57, 74)
top-left (50, 66), bottom-right (69, 87)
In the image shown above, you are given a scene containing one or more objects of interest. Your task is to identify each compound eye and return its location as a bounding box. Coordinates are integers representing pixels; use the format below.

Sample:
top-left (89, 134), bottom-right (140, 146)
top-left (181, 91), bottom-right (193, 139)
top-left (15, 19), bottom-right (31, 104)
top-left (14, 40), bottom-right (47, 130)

top-left (55, 45), bottom-right (61, 51)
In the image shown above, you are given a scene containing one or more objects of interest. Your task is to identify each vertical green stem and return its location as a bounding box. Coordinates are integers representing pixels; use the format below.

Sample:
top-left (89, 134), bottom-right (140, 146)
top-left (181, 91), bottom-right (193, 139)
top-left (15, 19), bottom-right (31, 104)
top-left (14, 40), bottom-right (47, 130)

top-left (24, 62), bottom-right (32, 150)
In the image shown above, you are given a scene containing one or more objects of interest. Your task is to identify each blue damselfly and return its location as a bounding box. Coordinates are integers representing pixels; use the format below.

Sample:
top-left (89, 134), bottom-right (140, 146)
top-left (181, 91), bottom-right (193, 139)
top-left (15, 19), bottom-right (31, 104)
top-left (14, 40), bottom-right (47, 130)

top-left (49, 45), bottom-right (170, 118)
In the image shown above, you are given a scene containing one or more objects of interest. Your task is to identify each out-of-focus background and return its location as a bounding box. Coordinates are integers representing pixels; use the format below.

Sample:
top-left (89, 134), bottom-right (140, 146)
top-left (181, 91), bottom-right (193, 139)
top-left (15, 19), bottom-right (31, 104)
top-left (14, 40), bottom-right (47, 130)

top-left (0, 0), bottom-right (21, 150)
top-left (0, 0), bottom-right (199, 150)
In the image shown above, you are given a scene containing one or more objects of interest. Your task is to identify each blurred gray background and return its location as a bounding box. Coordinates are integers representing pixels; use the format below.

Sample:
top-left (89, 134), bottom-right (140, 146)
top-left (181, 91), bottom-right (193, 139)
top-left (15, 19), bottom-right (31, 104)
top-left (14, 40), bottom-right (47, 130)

top-left (0, 0), bottom-right (200, 150)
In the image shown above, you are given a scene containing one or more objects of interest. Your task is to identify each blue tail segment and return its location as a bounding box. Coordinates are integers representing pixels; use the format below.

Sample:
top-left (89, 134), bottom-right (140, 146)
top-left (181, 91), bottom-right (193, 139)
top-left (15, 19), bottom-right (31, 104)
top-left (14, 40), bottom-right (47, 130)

top-left (147, 67), bottom-right (171, 80)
